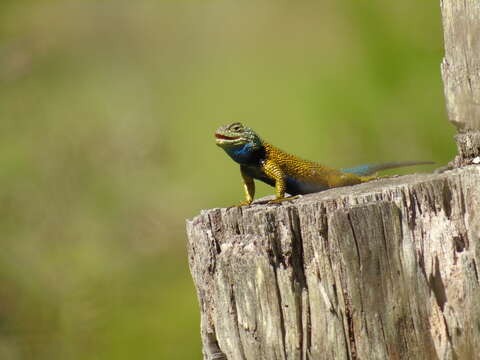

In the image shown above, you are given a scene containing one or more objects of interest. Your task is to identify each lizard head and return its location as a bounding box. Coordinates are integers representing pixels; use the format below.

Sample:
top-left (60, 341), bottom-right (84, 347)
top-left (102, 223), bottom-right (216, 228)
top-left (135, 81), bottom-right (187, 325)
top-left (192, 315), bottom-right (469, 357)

top-left (214, 122), bottom-right (262, 149)
top-left (214, 122), bottom-right (264, 164)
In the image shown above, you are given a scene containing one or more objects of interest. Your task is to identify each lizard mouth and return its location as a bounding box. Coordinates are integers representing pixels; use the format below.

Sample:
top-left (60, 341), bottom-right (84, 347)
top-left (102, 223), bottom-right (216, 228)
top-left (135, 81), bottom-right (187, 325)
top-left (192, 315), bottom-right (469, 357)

top-left (215, 134), bottom-right (241, 141)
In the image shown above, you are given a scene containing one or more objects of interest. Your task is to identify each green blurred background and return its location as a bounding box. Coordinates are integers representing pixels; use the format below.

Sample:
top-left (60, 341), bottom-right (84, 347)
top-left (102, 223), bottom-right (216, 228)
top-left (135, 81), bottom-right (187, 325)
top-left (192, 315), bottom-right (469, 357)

top-left (0, 0), bottom-right (455, 359)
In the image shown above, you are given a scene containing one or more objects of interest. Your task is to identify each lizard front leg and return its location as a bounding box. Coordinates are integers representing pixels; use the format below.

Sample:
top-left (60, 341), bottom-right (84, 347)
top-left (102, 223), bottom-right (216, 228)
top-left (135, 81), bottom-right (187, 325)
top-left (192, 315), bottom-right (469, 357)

top-left (237, 168), bottom-right (255, 206)
top-left (261, 159), bottom-right (291, 203)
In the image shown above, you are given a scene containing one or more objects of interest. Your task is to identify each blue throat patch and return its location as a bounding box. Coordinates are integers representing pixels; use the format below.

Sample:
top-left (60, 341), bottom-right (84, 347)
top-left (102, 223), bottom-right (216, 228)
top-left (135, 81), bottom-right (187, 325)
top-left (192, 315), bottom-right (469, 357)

top-left (224, 143), bottom-right (257, 164)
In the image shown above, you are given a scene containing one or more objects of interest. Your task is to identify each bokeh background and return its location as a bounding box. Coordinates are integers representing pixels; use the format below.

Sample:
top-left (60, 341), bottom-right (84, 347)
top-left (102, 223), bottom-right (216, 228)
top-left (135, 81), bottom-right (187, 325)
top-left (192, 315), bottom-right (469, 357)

top-left (0, 0), bottom-right (455, 359)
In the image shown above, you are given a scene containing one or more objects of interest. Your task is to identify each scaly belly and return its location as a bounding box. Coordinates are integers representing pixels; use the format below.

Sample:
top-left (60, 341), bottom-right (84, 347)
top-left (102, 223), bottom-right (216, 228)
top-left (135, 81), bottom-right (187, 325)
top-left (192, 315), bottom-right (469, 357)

top-left (242, 165), bottom-right (329, 195)
top-left (241, 165), bottom-right (275, 187)
top-left (284, 176), bottom-right (329, 195)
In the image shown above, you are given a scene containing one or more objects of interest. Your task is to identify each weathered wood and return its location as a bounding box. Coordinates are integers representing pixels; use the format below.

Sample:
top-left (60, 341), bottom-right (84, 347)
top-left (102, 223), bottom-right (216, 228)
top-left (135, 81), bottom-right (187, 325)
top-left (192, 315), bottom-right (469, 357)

top-left (441, 0), bottom-right (480, 132)
top-left (187, 168), bottom-right (480, 359)
top-left (187, 1), bottom-right (480, 358)
top-left (451, 132), bottom-right (480, 167)
top-left (441, 0), bottom-right (480, 166)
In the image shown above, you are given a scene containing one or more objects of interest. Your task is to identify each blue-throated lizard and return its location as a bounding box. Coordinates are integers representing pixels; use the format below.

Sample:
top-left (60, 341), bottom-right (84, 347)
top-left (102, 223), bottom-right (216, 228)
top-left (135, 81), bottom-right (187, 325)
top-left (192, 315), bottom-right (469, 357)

top-left (215, 122), bottom-right (433, 205)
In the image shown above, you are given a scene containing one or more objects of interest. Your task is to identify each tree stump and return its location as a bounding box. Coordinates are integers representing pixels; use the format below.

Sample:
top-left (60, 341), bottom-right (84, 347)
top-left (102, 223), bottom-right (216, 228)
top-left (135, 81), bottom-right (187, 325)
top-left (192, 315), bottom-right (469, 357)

top-left (187, 1), bottom-right (480, 359)
top-left (187, 168), bottom-right (480, 359)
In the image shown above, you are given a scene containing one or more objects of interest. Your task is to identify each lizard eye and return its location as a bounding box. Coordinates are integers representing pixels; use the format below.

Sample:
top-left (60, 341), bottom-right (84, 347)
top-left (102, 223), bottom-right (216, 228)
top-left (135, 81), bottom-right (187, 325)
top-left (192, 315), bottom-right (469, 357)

top-left (231, 124), bottom-right (243, 132)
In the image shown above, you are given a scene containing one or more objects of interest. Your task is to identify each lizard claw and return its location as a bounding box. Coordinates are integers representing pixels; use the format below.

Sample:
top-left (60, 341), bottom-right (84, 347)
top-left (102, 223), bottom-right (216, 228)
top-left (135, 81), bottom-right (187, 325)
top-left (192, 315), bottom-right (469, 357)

top-left (236, 200), bottom-right (253, 207)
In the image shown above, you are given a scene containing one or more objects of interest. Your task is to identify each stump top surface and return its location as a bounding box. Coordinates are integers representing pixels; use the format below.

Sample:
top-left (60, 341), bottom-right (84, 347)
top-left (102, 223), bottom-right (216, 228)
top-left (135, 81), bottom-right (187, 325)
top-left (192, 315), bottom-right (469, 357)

top-left (190, 166), bottom-right (477, 222)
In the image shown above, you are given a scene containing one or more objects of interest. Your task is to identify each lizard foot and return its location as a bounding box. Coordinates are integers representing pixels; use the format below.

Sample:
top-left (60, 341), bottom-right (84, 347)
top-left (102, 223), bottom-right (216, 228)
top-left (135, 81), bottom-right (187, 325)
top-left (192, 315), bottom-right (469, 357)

top-left (235, 200), bottom-right (253, 207)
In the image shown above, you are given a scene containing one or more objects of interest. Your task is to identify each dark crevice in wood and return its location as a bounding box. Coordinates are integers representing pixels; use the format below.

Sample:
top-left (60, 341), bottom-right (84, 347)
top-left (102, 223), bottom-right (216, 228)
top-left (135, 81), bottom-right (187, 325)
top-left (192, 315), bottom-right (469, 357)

top-left (343, 291), bottom-right (357, 360)
top-left (288, 207), bottom-right (308, 357)
top-left (206, 215), bottom-right (220, 275)
top-left (429, 256), bottom-right (448, 312)
top-left (379, 205), bottom-right (393, 271)
top-left (331, 283), bottom-right (339, 312)
top-left (457, 176), bottom-right (467, 215)
top-left (442, 182), bottom-right (453, 219)
top-left (267, 213), bottom-right (285, 268)
top-left (406, 190), bottom-right (418, 230)
top-left (418, 249), bottom-right (428, 283)
top-left (303, 299), bottom-right (312, 359)
top-left (271, 261), bottom-right (288, 360)
top-left (443, 313), bottom-right (452, 347)
top-left (207, 213), bottom-right (222, 250)
top-left (346, 213), bottom-right (362, 269)
top-left (472, 259), bottom-right (479, 283)
top-left (288, 207), bottom-right (308, 290)
top-left (453, 235), bottom-right (466, 253)
top-left (412, 191), bottom-right (422, 216)
top-left (339, 309), bottom-right (352, 360)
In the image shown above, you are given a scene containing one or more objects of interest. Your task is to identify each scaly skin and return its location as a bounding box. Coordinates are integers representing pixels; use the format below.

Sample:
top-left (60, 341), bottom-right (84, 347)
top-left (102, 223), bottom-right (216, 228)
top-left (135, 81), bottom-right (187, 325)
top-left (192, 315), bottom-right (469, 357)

top-left (215, 122), bottom-right (433, 205)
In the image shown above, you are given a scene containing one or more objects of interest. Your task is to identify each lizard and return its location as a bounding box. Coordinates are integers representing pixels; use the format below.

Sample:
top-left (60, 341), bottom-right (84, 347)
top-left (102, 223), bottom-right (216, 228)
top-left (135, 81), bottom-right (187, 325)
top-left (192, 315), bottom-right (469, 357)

top-left (214, 122), bottom-right (433, 205)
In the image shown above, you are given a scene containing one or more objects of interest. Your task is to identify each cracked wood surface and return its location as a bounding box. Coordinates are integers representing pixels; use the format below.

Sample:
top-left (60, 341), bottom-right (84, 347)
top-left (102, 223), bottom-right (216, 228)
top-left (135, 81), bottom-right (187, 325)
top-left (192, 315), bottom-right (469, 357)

top-left (187, 167), bottom-right (480, 360)
top-left (441, 0), bottom-right (480, 167)
top-left (441, 0), bottom-right (480, 131)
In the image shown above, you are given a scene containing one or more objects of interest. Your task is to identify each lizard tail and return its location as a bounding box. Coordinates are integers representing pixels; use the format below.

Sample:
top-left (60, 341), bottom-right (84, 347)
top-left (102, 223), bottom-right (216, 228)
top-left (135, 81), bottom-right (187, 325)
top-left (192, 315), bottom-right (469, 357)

top-left (340, 161), bottom-right (434, 177)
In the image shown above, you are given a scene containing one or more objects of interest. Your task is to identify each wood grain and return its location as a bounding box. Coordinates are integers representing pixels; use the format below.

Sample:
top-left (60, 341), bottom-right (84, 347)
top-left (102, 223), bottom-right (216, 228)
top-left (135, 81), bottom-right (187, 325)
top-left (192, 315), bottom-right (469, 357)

top-left (187, 168), bottom-right (480, 359)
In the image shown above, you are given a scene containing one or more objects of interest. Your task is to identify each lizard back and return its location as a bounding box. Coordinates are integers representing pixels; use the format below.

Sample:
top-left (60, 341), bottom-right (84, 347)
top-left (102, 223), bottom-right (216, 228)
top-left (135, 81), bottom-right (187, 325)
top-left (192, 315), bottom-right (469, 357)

top-left (261, 143), bottom-right (363, 195)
